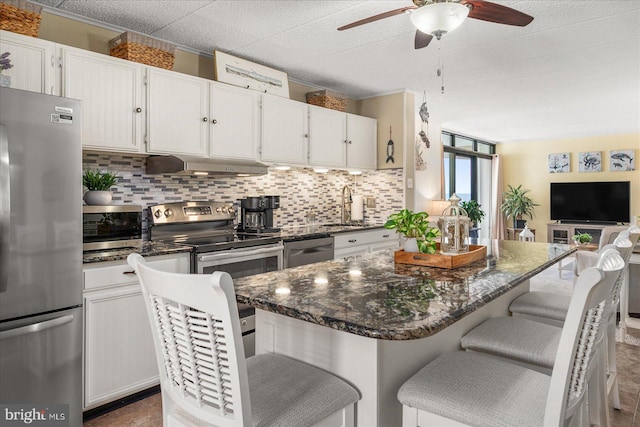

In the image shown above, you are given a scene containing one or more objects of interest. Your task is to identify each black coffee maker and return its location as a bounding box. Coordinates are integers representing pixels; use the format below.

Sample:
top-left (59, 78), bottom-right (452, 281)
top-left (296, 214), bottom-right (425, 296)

top-left (239, 196), bottom-right (280, 233)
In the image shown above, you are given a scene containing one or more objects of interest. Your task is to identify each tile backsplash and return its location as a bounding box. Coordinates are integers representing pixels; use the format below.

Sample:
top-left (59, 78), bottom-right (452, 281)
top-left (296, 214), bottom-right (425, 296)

top-left (83, 152), bottom-right (403, 238)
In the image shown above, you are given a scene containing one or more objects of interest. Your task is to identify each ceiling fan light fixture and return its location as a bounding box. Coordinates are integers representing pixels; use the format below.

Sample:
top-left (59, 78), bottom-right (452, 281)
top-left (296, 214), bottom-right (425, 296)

top-left (409, 2), bottom-right (469, 39)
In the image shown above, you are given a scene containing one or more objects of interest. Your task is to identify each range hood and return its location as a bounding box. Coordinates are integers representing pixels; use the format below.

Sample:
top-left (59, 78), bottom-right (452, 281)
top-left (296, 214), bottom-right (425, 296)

top-left (146, 155), bottom-right (269, 176)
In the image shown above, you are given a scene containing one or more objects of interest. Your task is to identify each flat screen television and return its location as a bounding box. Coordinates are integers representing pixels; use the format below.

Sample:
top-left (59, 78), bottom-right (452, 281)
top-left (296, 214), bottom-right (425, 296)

top-left (550, 181), bottom-right (630, 223)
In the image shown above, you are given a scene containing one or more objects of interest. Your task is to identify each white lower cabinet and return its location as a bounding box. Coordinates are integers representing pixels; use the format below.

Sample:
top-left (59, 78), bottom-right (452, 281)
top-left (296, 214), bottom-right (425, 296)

top-left (333, 228), bottom-right (399, 259)
top-left (82, 253), bottom-right (189, 410)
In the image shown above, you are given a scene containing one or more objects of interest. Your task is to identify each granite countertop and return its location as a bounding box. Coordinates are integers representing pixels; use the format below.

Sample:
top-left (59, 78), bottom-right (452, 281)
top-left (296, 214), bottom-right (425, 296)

top-left (82, 223), bottom-right (385, 263)
top-left (82, 242), bottom-right (192, 264)
top-left (278, 222), bottom-right (385, 241)
top-left (233, 240), bottom-right (576, 341)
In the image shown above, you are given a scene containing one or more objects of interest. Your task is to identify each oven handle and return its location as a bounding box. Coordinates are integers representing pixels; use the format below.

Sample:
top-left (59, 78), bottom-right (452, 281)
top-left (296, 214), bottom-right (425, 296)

top-left (197, 244), bottom-right (283, 262)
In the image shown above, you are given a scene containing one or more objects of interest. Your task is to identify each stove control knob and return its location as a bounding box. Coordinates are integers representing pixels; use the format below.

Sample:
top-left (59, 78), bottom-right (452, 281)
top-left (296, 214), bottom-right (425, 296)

top-left (154, 209), bottom-right (162, 218)
top-left (222, 207), bottom-right (228, 213)
top-left (216, 207), bottom-right (222, 213)
top-left (164, 209), bottom-right (173, 217)
top-left (228, 207), bottom-right (235, 213)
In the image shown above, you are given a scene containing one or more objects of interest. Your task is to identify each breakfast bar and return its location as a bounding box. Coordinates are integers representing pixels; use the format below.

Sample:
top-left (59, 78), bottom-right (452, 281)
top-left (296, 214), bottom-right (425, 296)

top-left (234, 240), bottom-right (576, 426)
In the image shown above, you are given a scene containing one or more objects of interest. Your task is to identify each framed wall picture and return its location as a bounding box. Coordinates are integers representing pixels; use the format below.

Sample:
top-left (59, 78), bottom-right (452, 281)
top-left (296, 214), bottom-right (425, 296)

top-left (548, 153), bottom-right (570, 173)
top-left (610, 149), bottom-right (635, 171)
top-left (214, 51), bottom-right (289, 98)
top-left (578, 151), bottom-right (602, 172)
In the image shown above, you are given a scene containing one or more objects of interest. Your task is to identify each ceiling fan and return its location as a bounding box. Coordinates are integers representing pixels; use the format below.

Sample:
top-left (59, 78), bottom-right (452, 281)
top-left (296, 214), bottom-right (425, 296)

top-left (338, 0), bottom-right (533, 49)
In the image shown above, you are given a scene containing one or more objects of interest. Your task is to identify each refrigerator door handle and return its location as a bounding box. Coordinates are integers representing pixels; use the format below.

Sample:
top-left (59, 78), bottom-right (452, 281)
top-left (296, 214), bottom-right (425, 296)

top-left (0, 314), bottom-right (74, 340)
top-left (0, 124), bottom-right (9, 293)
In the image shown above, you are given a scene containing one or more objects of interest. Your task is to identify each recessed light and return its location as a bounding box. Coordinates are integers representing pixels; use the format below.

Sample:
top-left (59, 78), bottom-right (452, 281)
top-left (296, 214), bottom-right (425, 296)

top-left (348, 170), bottom-right (362, 175)
top-left (274, 165), bottom-right (291, 171)
top-left (193, 171), bottom-right (208, 176)
top-left (314, 168), bottom-right (329, 173)
top-left (236, 173), bottom-right (250, 177)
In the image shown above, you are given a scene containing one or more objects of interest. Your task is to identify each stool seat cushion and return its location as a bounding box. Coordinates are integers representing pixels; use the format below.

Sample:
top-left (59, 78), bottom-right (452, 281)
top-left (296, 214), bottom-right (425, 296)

top-left (461, 316), bottom-right (562, 369)
top-left (509, 291), bottom-right (571, 322)
top-left (398, 351), bottom-right (549, 427)
top-left (247, 353), bottom-right (359, 427)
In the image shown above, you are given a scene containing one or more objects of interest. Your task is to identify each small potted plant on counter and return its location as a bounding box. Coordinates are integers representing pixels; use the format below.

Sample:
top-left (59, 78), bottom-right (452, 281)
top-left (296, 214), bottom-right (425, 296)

top-left (460, 200), bottom-right (485, 238)
top-left (501, 184), bottom-right (538, 229)
top-left (82, 169), bottom-right (119, 205)
top-left (572, 232), bottom-right (593, 246)
top-left (384, 209), bottom-right (439, 253)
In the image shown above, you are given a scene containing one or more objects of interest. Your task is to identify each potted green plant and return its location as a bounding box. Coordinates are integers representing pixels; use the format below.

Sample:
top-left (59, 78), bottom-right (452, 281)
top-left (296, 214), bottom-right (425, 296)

top-left (500, 184), bottom-right (539, 229)
top-left (384, 209), bottom-right (440, 253)
top-left (460, 200), bottom-right (485, 238)
top-left (572, 232), bottom-right (593, 246)
top-left (82, 169), bottom-right (119, 205)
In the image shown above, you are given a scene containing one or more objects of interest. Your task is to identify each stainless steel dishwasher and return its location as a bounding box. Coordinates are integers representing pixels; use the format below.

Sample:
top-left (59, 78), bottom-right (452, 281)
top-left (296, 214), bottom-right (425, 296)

top-left (284, 235), bottom-right (335, 268)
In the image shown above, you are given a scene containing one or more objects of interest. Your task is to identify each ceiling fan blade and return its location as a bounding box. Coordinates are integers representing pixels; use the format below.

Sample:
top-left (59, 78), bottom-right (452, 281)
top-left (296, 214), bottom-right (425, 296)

top-left (338, 6), bottom-right (417, 31)
top-left (414, 30), bottom-right (433, 49)
top-left (461, 0), bottom-right (534, 26)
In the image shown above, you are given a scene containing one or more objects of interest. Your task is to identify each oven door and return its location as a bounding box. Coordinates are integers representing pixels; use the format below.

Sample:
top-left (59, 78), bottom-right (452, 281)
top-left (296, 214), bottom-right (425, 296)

top-left (195, 242), bottom-right (283, 358)
top-left (195, 242), bottom-right (283, 276)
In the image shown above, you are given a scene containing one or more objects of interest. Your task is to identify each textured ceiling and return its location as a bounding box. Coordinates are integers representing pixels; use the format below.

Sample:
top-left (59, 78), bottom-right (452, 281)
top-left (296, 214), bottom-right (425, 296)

top-left (35, 0), bottom-right (640, 143)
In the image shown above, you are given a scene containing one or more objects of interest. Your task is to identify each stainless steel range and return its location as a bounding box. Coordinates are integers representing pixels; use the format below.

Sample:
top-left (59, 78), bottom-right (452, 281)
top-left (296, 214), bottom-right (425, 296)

top-left (148, 200), bottom-right (284, 357)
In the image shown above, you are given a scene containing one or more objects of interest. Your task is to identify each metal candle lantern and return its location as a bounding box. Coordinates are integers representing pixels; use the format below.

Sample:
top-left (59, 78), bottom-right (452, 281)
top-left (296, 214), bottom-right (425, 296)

top-left (437, 194), bottom-right (471, 254)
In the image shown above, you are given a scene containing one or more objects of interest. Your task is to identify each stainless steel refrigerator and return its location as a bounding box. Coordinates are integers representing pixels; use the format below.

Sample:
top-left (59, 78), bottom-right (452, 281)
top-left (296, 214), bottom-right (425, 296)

top-left (0, 87), bottom-right (82, 426)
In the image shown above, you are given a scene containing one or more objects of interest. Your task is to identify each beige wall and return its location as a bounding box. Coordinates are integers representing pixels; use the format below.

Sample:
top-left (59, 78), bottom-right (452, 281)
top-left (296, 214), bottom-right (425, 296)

top-left (497, 133), bottom-right (640, 241)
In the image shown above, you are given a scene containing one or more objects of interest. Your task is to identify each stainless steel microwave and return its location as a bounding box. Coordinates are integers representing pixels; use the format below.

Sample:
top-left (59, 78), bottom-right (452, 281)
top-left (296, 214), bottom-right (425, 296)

top-left (82, 205), bottom-right (142, 251)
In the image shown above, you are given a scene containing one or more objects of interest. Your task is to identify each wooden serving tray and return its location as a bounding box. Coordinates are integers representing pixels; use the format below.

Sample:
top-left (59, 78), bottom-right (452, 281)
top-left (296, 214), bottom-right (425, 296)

top-left (394, 244), bottom-right (487, 269)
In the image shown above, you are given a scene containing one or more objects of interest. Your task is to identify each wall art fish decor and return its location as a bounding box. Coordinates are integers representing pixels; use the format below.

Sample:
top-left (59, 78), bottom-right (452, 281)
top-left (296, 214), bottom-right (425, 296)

top-left (386, 126), bottom-right (395, 164)
top-left (578, 151), bottom-right (602, 172)
top-left (415, 135), bottom-right (426, 171)
top-left (610, 150), bottom-right (635, 171)
top-left (548, 153), bottom-right (570, 173)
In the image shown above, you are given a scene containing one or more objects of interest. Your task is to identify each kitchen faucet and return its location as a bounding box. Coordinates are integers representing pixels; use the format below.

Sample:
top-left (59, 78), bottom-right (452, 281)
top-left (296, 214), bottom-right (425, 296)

top-left (341, 185), bottom-right (352, 224)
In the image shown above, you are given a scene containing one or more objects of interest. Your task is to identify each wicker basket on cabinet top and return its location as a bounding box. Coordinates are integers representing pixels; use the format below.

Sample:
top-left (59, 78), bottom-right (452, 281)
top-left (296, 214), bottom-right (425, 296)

top-left (0, 0), bottom-right (42, 37)
top-left (108, 31), bottom-right (176, 70)
top-left (306, 90), bottom-right (347, 112)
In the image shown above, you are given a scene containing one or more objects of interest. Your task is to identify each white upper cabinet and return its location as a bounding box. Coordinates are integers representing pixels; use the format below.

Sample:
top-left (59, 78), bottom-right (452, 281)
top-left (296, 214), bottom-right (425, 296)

top-left (146, 67), bottom-right (208, 156)
top-left (0, 30), bottom-right (57, 95)
top-left (308, 105), bottom-right (347, 168)
top-left (308, 107), bottom-right (377, 170)
top-left (62, 47), bottom-right (144, 152)
top-left (209, 83), bottom-right (260, 161)
top-left (261, 94), bottom-right (308, 165)
top-left (346, 113), bottom-right (377, 170)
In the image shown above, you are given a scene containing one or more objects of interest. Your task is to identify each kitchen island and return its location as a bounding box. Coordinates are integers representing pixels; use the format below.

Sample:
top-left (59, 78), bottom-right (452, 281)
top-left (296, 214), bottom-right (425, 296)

top-left (234, 240), bottom-right (576, 426)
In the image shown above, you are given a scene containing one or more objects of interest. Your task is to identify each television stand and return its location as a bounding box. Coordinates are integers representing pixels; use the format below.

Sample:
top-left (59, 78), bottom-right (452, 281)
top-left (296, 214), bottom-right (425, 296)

top-left (547, 222), bottom-right (614, 245)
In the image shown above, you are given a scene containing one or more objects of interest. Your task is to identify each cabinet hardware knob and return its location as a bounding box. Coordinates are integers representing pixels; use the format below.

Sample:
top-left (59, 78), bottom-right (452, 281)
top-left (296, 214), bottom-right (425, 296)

top-left (304, 134), bottom-right (309, 138)
top-left (203, 117), bottom-right (208, 122)
top-left (347, 140), bottom-right (352, 144)
top-left (382, 234), bottom-right (390, 238)
top-left (348, 239), bottom-right (357, 243)
top-left (212, 119), bottom-right (217, 124)
top-left (135, 107), bottom-right (142, 113)
top-left (122, 270), bottom-right (137, 275)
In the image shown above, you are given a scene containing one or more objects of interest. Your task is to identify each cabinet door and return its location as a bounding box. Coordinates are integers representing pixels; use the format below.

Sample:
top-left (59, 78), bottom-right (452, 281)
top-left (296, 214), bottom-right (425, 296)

top-left (83, 284), bottom-right (158, 409)
top-left (209, 83), bottom-right (260, 161)
top-left (346, 114), bottom-right (377, 170)
top-left (146, 68), bottom-right (208, 156)
top-left (0, 30), bottom-right (56, 94)
top-left (308, 105), bottom-right (346, 168)
top-left (82, 254), bottom-right (189, 409)
top-left (261, 94), bottom-right (308, 165)
top-left (63, 47), bottom-right (144, 152)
